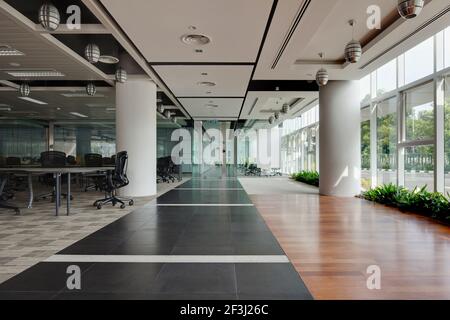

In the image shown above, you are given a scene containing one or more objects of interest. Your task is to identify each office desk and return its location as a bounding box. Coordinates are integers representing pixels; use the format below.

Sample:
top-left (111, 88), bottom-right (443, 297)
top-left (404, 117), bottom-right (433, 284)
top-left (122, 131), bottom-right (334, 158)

top-left (0, 167), bottom-right (114, 216)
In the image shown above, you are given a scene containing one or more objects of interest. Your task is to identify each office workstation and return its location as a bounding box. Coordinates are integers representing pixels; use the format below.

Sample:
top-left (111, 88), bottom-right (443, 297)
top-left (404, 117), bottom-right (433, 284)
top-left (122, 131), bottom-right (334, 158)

top-left (0, 0), bottom-right (449, 307)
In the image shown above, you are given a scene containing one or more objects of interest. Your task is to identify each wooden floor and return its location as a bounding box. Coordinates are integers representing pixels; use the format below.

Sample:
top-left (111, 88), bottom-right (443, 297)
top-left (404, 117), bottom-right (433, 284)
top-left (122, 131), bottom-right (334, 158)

top-left (251, 194), bottom-right (450, 300)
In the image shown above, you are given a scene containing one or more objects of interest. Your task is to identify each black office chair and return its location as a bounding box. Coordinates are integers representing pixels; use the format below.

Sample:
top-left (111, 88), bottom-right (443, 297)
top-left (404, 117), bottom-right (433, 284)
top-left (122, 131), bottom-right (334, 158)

top-left (67, 155), bottom-right (77, 165)
top-left (0, 174), bottom-right (20, 214)
top-left (83, 153), bottom-right (104, 191)
top-left (36, 151), bottom-right (71, 202)
top-left (6, 157), bottom-right (21, 166)
top-left (94, 151), bottom-right (134, 210)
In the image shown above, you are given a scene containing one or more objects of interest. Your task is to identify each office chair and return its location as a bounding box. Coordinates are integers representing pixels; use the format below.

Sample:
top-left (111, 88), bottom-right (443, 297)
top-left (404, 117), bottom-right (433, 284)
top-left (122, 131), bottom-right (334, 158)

top-left (94, 151), bottom-right (134, 210)
top-left (83, 153), bottom-right (104, 191)
top-left (36, 151), bottom-right (72, 202)
top-left (0, 174), bottom-right (20, 214)
top-left (6, 157), bottom-right (21, 166)
top-left (67, 155), bottom-right (77, 165)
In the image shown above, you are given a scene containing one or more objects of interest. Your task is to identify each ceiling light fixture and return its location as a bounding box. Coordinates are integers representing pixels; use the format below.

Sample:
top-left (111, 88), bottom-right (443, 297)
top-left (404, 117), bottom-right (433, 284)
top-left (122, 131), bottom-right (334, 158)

top-left (197, 81), bottom-right (216, 87)
top-left (0, 107), bottom-right (12, 112)
top-left (0, 45), bottom-right (25, 56)
top-left (316, 52), bottom-right (329, 87)
top-left (6, 70), bottom-right (65, 77)
top-left (164, 110), bottom-right (172, 119)
top-left (397, 0), bottom-right (424, 19)
top-left (86, 83), bottom-right (96, 96)
top-left (205, 104), bottom-right (219, 108)
top-left (18, 97), bottom-right (48, 105)
top-left (38, 3), bottom-right (60, 32)
top-left (274, 111), bottom-right (280, 120)
top-left (115, 68), bottom-right (127, 83)
top-left (70, 112), bottom-right (88, 118)
top-left (85, 44), bottom-right (101, 64)
top-left (61, 93), bottom-right (105, 98)
top-left (98, 55), bottom-right (119, 64)
top-left (344, 20), bottom-right (362, 64)
top-left (181, 34), bottom-right (211, 46)
top-left (19, 83), bottom-right (30, 97)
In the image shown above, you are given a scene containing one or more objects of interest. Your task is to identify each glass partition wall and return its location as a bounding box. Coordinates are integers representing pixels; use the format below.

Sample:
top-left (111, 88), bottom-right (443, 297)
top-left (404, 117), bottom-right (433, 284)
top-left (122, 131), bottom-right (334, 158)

top-left (360, 24), bottom-right (450, 194)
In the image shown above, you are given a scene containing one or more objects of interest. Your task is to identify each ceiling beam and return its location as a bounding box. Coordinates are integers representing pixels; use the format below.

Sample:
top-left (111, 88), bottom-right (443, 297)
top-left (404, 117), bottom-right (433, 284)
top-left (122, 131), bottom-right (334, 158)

top-left (35, 23), bottom-right (110, 34)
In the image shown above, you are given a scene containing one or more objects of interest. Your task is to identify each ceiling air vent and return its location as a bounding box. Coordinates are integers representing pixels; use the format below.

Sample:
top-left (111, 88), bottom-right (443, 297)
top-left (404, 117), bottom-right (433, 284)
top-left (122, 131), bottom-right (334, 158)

top-left (181, 34), bottom-right (211, 46)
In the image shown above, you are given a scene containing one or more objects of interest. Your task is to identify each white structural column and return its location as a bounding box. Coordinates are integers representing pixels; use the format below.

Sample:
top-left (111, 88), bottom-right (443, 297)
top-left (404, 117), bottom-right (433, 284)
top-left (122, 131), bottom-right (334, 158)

top-left (319, 80), bottom-right (361, 196)
top-left (116, 78), bottom-right (157, 197)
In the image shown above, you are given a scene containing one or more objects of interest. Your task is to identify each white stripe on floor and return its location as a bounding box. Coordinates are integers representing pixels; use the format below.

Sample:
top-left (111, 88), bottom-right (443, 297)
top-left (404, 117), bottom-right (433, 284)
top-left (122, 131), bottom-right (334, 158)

top-left (45, 255), bottom-right (289, 264)
top-left (156, 203), bottom-right (254, 207)
top-left (176, 188), bottom-right (244, 190)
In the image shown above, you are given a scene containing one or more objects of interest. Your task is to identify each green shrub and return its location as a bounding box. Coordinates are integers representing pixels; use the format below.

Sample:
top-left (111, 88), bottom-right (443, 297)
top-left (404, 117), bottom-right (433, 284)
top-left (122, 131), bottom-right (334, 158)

top-left (362, 184), bottom-right (450, 223)
top-left (291, 171), bottom-right (319, 187)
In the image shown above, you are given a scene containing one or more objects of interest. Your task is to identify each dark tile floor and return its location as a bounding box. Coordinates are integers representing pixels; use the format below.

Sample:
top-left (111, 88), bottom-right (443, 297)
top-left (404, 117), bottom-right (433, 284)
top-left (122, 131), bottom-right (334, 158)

top-left (0, 175), bottom-right (313, 300)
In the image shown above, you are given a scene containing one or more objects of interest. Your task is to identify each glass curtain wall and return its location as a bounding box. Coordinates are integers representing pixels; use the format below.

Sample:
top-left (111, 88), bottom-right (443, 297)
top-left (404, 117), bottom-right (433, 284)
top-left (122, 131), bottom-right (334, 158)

top-left (360, 24), bottom-right (450, 194)
top-left (280, 105), bottom-right (319, 174)
top-left (0, 120), bottom-right (47, 165)
top-left (361, 107), bottom-right (371, 189)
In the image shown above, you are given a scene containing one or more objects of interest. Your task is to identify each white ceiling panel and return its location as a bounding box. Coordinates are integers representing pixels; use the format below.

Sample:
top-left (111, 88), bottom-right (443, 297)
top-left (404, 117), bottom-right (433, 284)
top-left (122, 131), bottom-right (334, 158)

top-left (178, 97), bottom-right (243, 119)
top-left (100, 0), bottom-right (273, 63)
top-left (154, 65), bottom-right (253, 97)
top-left (241, 91), bottom-right (318, 120)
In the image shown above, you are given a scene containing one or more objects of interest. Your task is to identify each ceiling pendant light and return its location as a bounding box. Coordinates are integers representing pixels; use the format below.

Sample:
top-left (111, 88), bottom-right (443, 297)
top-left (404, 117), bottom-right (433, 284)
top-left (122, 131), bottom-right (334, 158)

top-left (85, 44), bottom-right (101, 64)
top-left (316, 53), bottom-right (329, 87)
top-left (115, 68), bottom-right (127, 83)
top-left (344, 20), bottom-right (362, 64)
top-left (157, 104), bottom-right (165, 114)
top-left (19, 83), bottom-right (30, 97)
top-left (281, 103), bottom-right (290, 115)
top-left (86, 83), bottom-right (96, 96)
top-left (274, 111), bottom-right (280, 120)
top-left (164, 110), bottom-right (172, 119)
top-left (397, 0), bottom-right (424, 19)
top-left (268, 116), bottom-right (275, 125)
top-left (38, 3), bottom-right (60, 31)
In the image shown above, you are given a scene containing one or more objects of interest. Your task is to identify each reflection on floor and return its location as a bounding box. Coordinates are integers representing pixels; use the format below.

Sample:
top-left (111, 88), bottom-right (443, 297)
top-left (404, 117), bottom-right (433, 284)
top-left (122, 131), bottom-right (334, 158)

top-left (0, 179), bottom-right (187, 284)
top-left (253, 193), bottom-right (450, 299)
top-left (0, 171), bottom-right (312, 300)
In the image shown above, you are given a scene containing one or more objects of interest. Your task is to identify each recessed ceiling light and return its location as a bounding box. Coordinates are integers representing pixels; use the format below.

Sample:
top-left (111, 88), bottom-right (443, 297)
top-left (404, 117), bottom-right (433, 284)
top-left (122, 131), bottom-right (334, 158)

top-left (6, 70), bottom-right (65, 77)
top-left (0, 107), bottom-right (12, 111)
top-left (56, 107), bottom-right (61, 111)
top-left (61, 93), bottom-right (105, 98)
top-left (181, 34), bottom-right (211, 46)
top-left (205, 104), bottom-right (219, 108)
top-left (106, 108), bottom-right (116, 112)
top-left (0, 45), bottom-right (25, 56)
top-left (98, 55), bottom-right (119, 64)
top-left (18, 97), bottom-right (48, 105)
top-left (197, 81), bottom-right (216, 87)
top-left (9, 62), bottom-right (21, 67)
top-left (70, 112), bottom-right (88, 118)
